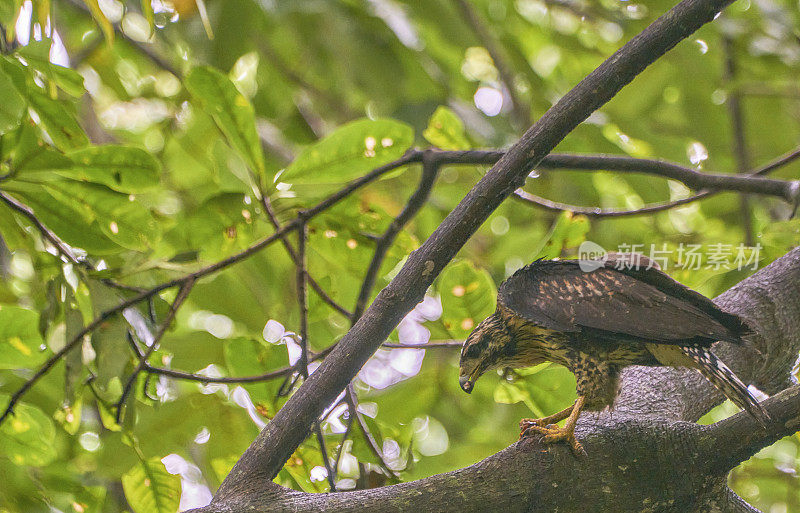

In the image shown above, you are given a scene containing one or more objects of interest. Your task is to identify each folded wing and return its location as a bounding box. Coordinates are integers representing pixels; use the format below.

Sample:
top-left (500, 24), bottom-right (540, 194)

top-left (498, 259), bottom-right (748, 345)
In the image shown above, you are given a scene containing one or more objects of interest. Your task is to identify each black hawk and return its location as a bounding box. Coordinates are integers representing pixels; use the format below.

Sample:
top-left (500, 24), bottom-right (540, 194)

top-left (458, 253), bottom-right (768, 453)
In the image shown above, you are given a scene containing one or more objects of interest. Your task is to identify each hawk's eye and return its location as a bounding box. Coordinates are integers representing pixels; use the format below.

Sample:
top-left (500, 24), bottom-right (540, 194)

top-left (464, 344), bottom-right (480, 359)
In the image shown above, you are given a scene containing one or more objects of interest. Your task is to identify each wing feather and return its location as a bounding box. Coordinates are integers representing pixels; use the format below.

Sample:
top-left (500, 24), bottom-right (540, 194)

top-left (498, 260), bottom-right (747, 345)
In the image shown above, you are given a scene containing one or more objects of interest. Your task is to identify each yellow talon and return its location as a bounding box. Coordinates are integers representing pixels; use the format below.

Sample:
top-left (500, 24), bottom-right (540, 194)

top-left (518, 395), bottom-right (587, 456)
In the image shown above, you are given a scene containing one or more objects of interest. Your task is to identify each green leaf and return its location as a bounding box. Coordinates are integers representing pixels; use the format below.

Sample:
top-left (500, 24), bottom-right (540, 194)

top-left (11, 121), bottom-right (73, 174)
top-left (45, 180), bottom-right (159, 251)
top-left (95, 379), bottom-right (123, 432)
top-left (122, 457), bottom-right (181, 513)
top-left (88, 280), bottom-right (134, 392)
top-left (0, 305), bottom-right (48, 369)
top-left (0, 1), bottom-right (22, 27)
top-left (0, 395), bottom-right (57, 466)
top-left (493, 381), bottom-right (544, 416)
top-left (54, 392), bottom-right (83, 435)
top-left (185, 66), bottom-right (266, 177)
top-left (0, 57), bottom-right (87, 150)
top-left (280, 118), bottom-right (414, 184)
top-left (423, 106), bottom-right (470, 150)
top-left (16, 39), bottom-right (86, 97)
top-left (64, 288), bottom-right (86, 409)
top-left (534, 212), bottom-right (590, 259)
top-left (5, 180), bottom-right (159, 252)
top-left (435, 260), bottom-right (496, 339)
top-left (26, 88), bottom-right (90, 150)
top-left (2, 185), bottom-right (116, 253)
top-left (0, 67), bottom-right (25, 135)
top-left (210, 456), bottom-right (238, 483)
top-left (57, 146), bottom-right (161, 192)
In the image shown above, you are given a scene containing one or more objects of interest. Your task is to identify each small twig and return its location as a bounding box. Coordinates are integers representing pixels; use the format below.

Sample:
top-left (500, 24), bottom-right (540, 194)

top-left (295, 221), bottom-right (337, 491)
top-left (62, 0), bottom-right (182, 77)
top-left (115, 278), bottom-right (195, 423)
top-left (382, 341), bottom-right (462, 349)
top-left (296, 221), bottom-right (311, 377)
top-left (453, 0), bottom-right (531, 128)
top-left (0, 191), bottom-right (82, 265)
top-left (513, 189), bottom-right (703, 217)
top-left (346, 384), bottom-right (401, 480)
top-left (259, 193), bottom-right (351, 318)
top-left (126, 330), bottom-right (144, 359)
top-left (513, 145), bottom-right (800, 217)
top-left (142, 341), bottom-right (459, 385)
top-left (723, 33), bottom-right (754, 245)
top-left (145, 363), bottom-right (296, 384)
top-left (352, 151), bottom-right (441, 320)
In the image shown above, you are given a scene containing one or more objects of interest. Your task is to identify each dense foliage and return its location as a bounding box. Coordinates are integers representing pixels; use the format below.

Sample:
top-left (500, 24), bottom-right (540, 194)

top-left (0, 0), bottom-right (799, 512)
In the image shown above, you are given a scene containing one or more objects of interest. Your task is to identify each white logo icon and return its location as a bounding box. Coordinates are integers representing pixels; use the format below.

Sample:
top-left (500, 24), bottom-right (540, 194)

top-left (578, 241), bottom-right (607, 272)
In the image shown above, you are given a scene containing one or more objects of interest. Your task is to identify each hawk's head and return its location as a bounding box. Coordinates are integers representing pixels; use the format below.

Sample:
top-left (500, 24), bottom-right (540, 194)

top-left (459, 312), bottom-right (513, 394)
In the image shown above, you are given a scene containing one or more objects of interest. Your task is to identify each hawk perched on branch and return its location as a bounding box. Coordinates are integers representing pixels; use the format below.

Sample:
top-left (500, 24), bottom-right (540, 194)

top-left (458, 253), bottom-right (768, 453)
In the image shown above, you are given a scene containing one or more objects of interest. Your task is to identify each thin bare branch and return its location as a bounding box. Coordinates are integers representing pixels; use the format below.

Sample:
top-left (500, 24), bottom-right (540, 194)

top-left (116, 278), bottom-right (195, 423)
top-left (352, 151), bottom-right (441, 320)
top-left (346, 384), bottom-right (401, 480)
top-left (293, 221), bottom-right (338, 491)
top-left (259, 193), bottom-right (352, 318)
top-left (0, 191), bottom-right (81, 265)
top-left (142, 341), bottom-right (458, 386)
top-left (512, 189), bottom-right (703, 217)
top-left (513, 145), bottom-right (800, 217)
top-left (723, 33), bottom-right (755, 244)
top-left (453, 0), bottom-right (531, 127)
top-left (382, 341), bottom-right (462, 349)
top-left (0, 151), bottom-right (422, 427)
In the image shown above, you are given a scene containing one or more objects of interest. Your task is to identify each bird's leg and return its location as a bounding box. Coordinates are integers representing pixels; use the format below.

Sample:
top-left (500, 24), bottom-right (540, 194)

top-left (520, 395), bottom-right (586, 455)
top-left (518, 404), bottom-right (574, 434)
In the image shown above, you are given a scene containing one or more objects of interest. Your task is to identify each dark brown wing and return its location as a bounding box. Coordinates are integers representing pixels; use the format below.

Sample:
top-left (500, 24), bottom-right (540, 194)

top-left (498, 259), bottom-right (748, 345)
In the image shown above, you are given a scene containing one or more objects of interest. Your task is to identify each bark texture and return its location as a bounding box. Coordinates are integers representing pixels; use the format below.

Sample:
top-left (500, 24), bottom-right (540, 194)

top-left (184, 0), bottom-right (800, 510)
top-left (191, 249), bottom-right (800, 513)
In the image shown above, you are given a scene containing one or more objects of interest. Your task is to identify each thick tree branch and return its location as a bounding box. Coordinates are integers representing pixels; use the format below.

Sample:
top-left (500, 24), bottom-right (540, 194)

top-left (4, 145), bottom-right (796, 428)
top-left (192, 247), bottom-right (799, 513)
top-left (209, 0), bottom-right (743, 504)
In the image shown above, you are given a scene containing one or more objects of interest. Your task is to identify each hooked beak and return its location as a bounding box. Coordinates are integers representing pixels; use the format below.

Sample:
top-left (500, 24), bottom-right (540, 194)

top-left (459, 375), bottom-right (474, 394)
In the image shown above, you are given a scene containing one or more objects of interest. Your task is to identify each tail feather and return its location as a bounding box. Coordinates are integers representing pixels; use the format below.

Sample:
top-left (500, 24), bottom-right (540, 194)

top-left (681, 345), bottom-right (770, 427)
